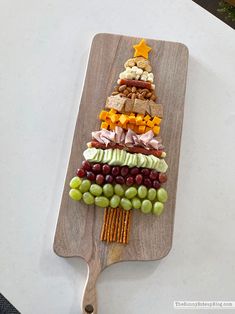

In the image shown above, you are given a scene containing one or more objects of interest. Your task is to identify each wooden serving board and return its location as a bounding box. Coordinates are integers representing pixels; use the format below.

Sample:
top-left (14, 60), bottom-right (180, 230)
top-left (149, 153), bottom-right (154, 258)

top-left (54, 33), bottom-right (188, 314)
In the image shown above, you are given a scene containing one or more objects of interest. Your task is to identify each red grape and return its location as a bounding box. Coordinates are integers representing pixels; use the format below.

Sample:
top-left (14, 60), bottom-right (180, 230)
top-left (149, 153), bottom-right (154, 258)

top-left (135, 174), bottom-right (143, 185)
top-left (102, 164), bottom-right (111, 175)
top-left (86, 171), bottom-right (96, 181)
top-left (115, 176), bottom-right (125, 185)
top-left (130, 167), bottom-right (139, 176)
top-left (105, 174), bottom-right (114, 183)
top-left (96, 174), bottom-right (104, 185)
top-left (141, 168), bottom-right (150, 177)
top-left (77, 168), bottom-right (85, 178)
top-left (126, 175), bottom-right (134, 186)
top-left (120, 166), bottom-right (129, 177)
top-left (82, 160), bottom-right (91, 171)
top-left (112, 166), bottom-right (120, 176)
top-left (159, 173), bottom-right (167, 183)
top-left (143, 178), bottom-right (152, 188)
top-left (152, 180), bottom-right (161, 189)
top-left (149, 170), bottom-right (159, 181)
top-left (92, 163), bottom-right (101, 173)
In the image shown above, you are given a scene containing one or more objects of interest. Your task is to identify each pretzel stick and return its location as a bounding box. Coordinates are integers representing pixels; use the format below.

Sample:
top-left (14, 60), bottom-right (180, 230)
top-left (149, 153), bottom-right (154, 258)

top-left (123, 211), bottom-right (127, 244)
top-left (103, 208), bottom-right (111, 241)
top-left (113, 208), bottom-right (120, 242)
top-left (125, 211), bottom-right (131, 244)
top-left (110, 208), bottom-right (118, 242)
top-left (100, 208), bottom-right (108, 241)
top-left (120, 210), bottom-right (126, 243)
top-left (107, 208), bottom-right (114, 243)
top-left (117, 209), bottom-right (123, 243)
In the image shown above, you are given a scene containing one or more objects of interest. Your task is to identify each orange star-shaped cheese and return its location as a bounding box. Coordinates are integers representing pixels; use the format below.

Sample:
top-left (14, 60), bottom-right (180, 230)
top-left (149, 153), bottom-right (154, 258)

top-left (133, 39), bottom-right (152, 59)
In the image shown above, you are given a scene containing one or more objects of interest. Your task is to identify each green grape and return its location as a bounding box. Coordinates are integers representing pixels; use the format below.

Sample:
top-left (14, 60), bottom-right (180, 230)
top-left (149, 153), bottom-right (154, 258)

top-left (132, 197), bottom-right (141, 209)
top-left (120, 198), bottom-right (132, 210)
top-left (156, 188), bottom-right (168, 203)
top-left (138, 185), bottom-right (147, 199)
top-left (79, 179), bottom-right (91, 193)
top-left (69, 176), bottom-right (82, 188)
top-left (125, 187), bottom-right (137, 199)
top-left (69, 189), bottom-right (82, 201)
top-left (89, 184), bottom-right (102, 196)
top-left (141, 199), bottom-right (152, 214)
top-left (95, 196), bottom-right (109, 208)
top-left (83, 192), bottom-right (95, 205)
top-left (114, 184), bottom-right (125, 197)
top-left (103, 184), bottom-right (114, 198)
top-left (110, 195), bottom-right (121, 208)
top-left (153, 202), bottom-right (164, 216)
top-left (147, 188), bottom-right (157, 201)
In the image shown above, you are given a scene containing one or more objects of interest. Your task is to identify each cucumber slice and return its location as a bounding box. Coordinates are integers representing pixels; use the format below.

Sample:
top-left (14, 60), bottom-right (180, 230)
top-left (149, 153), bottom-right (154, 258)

top-left (103, 149), bottom-right (113, 163)
top-left (114, 149), bottom-right (121, 166)
top-left (83, 148), bottom-right (98, 161)
top-left (109, 149), bottom-right (118, 165)
top-left (157, 159), bottom-right (168, 173)
top-left (123, 152), bottom-right (129, 166)
top-left (97, 149), bottom-right (104, 162)
top-left (146, 155), bottom-right (154, 169)
top-left (119, 149), bottom-right (126, 164)
top-left (126, 153), bottom-right (137, 168)
top-left (151, 155), bottom-right (160, 169)
top-left (137, 153), bottom-right (146, 167)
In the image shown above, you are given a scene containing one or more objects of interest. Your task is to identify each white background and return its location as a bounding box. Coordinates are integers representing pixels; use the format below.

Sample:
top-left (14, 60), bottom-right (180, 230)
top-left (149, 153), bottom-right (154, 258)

top-left (0, 0), bottom-right (235, 313)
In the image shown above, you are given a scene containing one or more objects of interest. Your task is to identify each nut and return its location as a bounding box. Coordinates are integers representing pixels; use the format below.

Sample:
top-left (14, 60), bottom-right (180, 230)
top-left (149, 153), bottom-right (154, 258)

top-left (131, 93), bottom-right (136, 100)
top-left (127, 93), bottom-right (132, 98)
top-left (118, 85), bottom-right (126, 92)
top-left (137, 61), bottom-right (146, 69)
top-left (123, 89), bottom-right (129, 96)
top-left (124, 59), bottom-right (135, 68)
top-left (150, 94), bottom-right (156, 101)
top-left (127, 87), bottom-right (132, 92)
top-left (112, 91), bottom-right (119, 95)
top-left (138, 94), bottom-right (144, 100)
top-left (132, 86), bottom-right (137, 93)
top-left (146, 92), bottom-right (152, 98)
top-left (145, 64), bottom-right (152, 72)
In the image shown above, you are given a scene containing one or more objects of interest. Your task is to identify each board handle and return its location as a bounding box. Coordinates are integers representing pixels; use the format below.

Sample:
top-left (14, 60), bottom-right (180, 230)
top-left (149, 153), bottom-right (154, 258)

top-left (82, 259), bottom-right (101, 314)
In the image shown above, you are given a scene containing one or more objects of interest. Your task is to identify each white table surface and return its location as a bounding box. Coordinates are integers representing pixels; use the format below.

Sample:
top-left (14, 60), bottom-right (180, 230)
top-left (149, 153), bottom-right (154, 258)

top-left (0, 0), bottom-right (235, 313)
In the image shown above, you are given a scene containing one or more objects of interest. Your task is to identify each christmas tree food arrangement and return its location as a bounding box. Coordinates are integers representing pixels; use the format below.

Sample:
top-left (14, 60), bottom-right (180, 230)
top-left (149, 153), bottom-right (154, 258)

top-left (69, 39), bottom-right (168, 244)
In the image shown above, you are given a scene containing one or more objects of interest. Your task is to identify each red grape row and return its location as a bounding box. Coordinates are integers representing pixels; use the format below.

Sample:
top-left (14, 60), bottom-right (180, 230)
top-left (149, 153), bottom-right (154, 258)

top-left (76, 160), bottom-right (167, 188)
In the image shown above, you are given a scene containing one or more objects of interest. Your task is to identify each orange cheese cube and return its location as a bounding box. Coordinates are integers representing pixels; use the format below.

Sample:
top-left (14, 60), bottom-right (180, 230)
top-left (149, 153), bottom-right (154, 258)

top-left (129, 116), bottom-right (136, 124)
top-left (134, 125), bottom-right (139, 133)
top-left (153, 126), bottom-right (160, 135)
top-left (129, 112), bottom-right (135, 116)
top-left (137, 113), bottom-right (144, 118)
top-left (144, 114), bottom-right (151, 121)
top-left (152, 116), bottom-right (162, 125)
top-left (136, 116), bottom-right (143, 125)
top-left (101, 122), bottom-right (109, 129)
top-left (99, 110), bottom-right (108, 121)
top-left (138, 125), bottom-right (146, 133)
top-left (110, 114), bottom-right (120, 123)
top-left (145, 127), bottom-right (152, 132)
top-left (110, 122), bottom-right (116, 130)
top-left (127, 123), bottom-right (134, 130)
top-left (110, 109), bottom-right (117, 114)
top-left (147, 120), bottom-right (154, 128)
top-left (119, 114), bottom-right (129, 125)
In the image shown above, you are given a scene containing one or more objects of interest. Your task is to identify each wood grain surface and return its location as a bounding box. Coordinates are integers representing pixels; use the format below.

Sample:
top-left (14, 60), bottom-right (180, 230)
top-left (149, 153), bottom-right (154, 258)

top-left (53, 33), bottom-right (188, 314)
